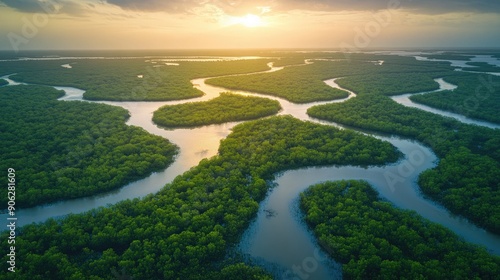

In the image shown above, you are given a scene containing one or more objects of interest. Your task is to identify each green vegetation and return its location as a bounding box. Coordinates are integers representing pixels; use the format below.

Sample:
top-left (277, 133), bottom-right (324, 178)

top-left (335, 73), bottom-right (440, 96)
top-left (271, 56), bottom-right (308, 67)
top-left (153, 93), bottom-right (281, 128)
top-left (329, 56), bottom-right (453, 96)
top-left (410, 73), bottom-right (500, 124)
top-left (463, 62), bottom-right (500, 73)
top-left (207, 56), bottom-right (452, 103)
top-left (268, 52), bottom-right (383, 67)
top-left (422, 53), bottom-right (474, 61)
top-left (1, 116), bottom-right (401, 279)
top-left (0, 85), bottom-right (178, 208)
top-left (0, 79), bottom-right (8, 86)
top-left (206, 62), bottom-right (349, 103)
top-left (267, 51), bottom-right (364, 68)
top-left (1, 59), bottom-right (271, 101)
top-left (308, 94), bottom-right (500, 233)
top-left (3, 52), bottom-right (498, 278)
top-left (301, 180), bottom-right (500, 279)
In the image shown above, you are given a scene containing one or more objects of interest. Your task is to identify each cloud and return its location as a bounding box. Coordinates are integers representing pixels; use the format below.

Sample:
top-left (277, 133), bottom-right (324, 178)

top-left (1, 0), bottom-right (54, 13)
top-left (103, 0), bottom-right (272, 16)
top-left (2, 0), bottom-right (500, 15)
top-left (0, 0), bottom-right (90, 15)
top-left (103, 0), bottom-right (500, 14)
top-left (104, 0), bottom-right (195, 13)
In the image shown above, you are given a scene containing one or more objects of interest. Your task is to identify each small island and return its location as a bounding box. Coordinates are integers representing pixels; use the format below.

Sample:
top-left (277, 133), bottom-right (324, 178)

top-left (153, 92), bottom-right (281, 128)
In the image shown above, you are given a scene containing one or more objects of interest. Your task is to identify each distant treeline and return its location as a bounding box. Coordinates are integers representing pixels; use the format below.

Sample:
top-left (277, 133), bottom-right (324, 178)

top-left (335, 72), bottom-right (440, 96)
top-left (206, 62), bottom-right (349, 103)
top-left (422, 53), bottom-right (473, 61)
top-left (463, 62), bottom-right (500, 73)
top-left (207, 55), bottom-right (452, 103)
top-left (0, 59), bottom-right (271, 101)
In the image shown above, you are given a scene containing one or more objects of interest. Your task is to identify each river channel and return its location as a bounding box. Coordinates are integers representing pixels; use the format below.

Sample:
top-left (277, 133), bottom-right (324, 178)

top-left (1, 57), bottom-right (499, 279)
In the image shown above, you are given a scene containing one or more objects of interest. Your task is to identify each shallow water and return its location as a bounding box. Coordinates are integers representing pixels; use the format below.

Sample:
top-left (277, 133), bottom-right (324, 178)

top-left (391, 78), bottom-right (500, 129)
top-left (237, 78), bottom-right (500, 279)
top-left (1, 58), bottom-right (499, 279)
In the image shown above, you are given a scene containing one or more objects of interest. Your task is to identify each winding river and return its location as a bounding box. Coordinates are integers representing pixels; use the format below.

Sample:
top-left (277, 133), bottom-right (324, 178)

top-left (391, 78), bottom-right (500, 130)
top-left (2, 57), bottom-right (500, 279)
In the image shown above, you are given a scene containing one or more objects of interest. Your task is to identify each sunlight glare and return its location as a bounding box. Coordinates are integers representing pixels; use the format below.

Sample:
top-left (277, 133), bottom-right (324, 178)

top-left (240, 14), bottom-right (262, 28)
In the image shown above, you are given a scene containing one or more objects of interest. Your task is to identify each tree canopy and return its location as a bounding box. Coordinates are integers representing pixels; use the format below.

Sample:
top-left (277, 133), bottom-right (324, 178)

top-left (1, 59), bottom-right (271, 101)
top-left (1, 116), bottom-right (401, 279)
top-left (410, 73), bottom-right (500, 124)
top-left (308, 94), bottom-right (500, 233)
top-left (153, 93), bottom-right (281, 128)
top-left (301, 180), bottom-right (500, 279)
top-left (0, 85), bottom-right (178, 208)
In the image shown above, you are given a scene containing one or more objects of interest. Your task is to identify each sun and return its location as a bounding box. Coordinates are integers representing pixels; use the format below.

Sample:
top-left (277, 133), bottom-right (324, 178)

top-left (222, 13), bottom-right (266, 28)
top-left (239, 14), bottom-right (262, 28)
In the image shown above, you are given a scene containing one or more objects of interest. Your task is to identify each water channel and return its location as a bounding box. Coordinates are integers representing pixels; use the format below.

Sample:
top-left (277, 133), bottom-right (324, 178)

top-left (1, 57), bottom-right (499, 279)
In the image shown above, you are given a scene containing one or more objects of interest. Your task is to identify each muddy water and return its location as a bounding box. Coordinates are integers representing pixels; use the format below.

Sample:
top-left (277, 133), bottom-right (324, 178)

top-left (1, 59), bottom-right (499, 280)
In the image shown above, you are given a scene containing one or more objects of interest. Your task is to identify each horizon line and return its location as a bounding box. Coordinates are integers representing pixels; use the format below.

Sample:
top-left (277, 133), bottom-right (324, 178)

top-left (1, 47), bottom-right (500, 53)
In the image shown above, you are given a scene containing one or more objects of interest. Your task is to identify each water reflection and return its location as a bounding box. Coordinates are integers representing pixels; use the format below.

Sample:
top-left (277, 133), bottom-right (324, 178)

top-left (391, 78), bottom-right (500, 129)
top-left (1, 57), bottom-right (499, 280)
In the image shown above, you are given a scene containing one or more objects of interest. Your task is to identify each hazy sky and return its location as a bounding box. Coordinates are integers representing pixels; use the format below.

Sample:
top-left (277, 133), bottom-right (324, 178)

top-left (1, 0), bottom-right (499, 51)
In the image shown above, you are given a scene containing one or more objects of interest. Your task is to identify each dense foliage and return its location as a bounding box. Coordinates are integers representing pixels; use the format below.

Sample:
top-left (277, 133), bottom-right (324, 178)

top-left (308, 94), bottom-right (500, 233)
top-left (153, 93), bottom-right (281, 128)
top-left (268, 52), bottom-right (387, 67)
top-left (301, 180), bottom-right (500, 279)
top-left (421, 53), bottom-right (473, 61)
top-left (0, 79), bottom-right (8, 86)
top-left (1, 59), bottom-right (271, 101)
top-left (2, 52), bottom-right (498, 279)
top-left (207, 56), bottom-right (452, 103)
top-left (206, 62), bottom-right (349, 103)
top-left (271, 56), bottom-right (308, 67)
top-left (335, 72), bottom-right (440, 96)
top-left (1, 116), bottom-right (401, 279)
top-left (410, 73), bottom-right (500, 123)
top-left (0, 85), bottom-right (178, 208)
top-left (463, 62), bottom-right (500, 73)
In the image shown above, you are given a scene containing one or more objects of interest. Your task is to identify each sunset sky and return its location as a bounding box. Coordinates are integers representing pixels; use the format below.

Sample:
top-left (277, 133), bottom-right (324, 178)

top-left (1, 0), bottom-right (499, 51)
